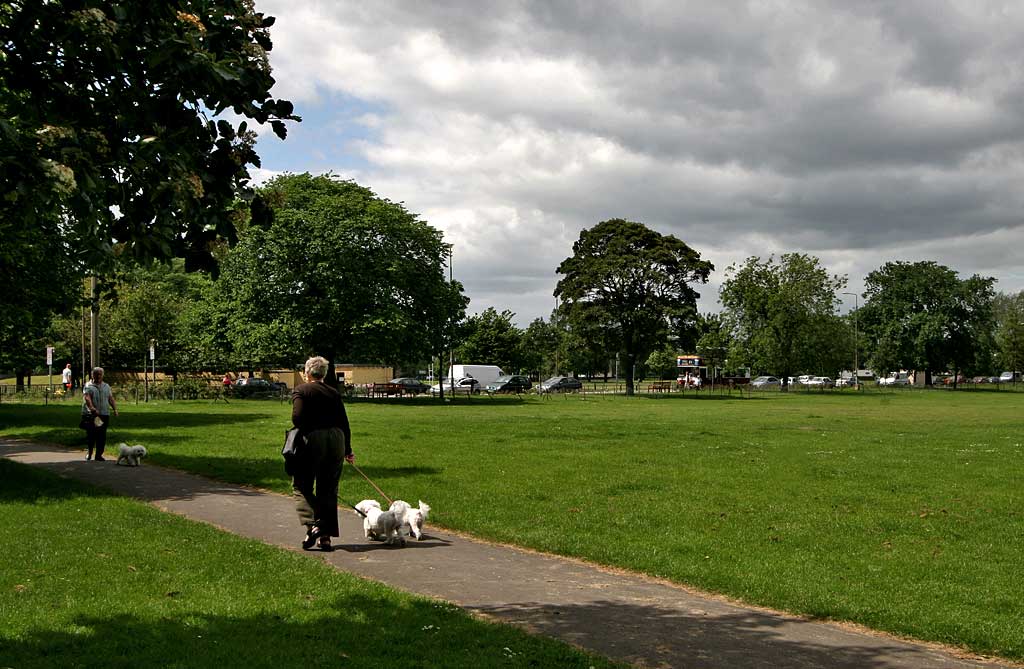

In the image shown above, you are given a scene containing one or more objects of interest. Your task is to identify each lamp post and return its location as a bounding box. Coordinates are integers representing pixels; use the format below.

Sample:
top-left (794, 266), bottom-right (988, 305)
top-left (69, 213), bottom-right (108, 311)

top-left (842, 292), bottom-right (859, 387)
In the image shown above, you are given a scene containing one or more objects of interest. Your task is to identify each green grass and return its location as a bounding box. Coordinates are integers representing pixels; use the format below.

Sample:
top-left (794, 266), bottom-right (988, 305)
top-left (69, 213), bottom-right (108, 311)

top-left (2, 390), bottom-right (1023, 660)
top-left (0, 459), bottom-right (620, 669)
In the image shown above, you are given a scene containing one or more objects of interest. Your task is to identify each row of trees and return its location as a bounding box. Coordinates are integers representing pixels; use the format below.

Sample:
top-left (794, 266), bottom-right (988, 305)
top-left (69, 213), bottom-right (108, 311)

top-left (19, 203), bottom-right (1024, 397)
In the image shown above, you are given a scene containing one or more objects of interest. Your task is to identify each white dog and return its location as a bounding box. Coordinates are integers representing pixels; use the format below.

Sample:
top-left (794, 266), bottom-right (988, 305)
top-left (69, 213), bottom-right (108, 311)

top-left (389, 499), bottom-right (431, 540)
top-left (116, 443), bottom-right (147, 467)
top-left (354, 499), bottom-right (403, 545)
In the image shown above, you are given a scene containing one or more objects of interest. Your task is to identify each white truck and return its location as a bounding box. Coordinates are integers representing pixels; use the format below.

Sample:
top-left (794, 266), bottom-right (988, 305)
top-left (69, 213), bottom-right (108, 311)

top-left (447, 364), bottom-right (505, 388)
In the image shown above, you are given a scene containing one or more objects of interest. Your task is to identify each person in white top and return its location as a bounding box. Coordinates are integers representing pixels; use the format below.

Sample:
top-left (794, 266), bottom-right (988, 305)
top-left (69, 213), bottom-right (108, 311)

top-left (81, 367), bottom-right (118, 461)
top-left (61, 363), bottom-right (72, 393)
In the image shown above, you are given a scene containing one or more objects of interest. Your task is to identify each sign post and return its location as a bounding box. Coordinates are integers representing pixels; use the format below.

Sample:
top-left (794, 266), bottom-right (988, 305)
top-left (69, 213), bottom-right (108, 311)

top-left (46, 346), bottom-right (54, 405)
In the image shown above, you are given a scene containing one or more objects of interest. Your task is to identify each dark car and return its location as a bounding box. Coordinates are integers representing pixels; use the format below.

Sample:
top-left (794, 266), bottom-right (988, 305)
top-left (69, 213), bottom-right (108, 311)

top-left (539, 376), bottom-right (582, 393)
top-left (234, 377), bottom-right (273, 397)
top-left (485, 374), bottom-right (533, 393)
top-left (390, 377), bottom-right (431, 394)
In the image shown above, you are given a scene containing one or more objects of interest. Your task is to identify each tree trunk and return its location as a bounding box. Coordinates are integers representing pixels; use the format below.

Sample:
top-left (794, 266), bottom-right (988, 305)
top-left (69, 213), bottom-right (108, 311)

top-left (624, 353), bottom-right (635, 396)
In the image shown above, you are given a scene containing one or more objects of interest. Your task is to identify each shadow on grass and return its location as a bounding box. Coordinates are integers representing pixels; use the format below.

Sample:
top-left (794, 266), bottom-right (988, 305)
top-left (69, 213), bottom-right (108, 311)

top-left (471, 600), bottom-right (972, 669)
top-left (0, 595), bottom-right (614, 669)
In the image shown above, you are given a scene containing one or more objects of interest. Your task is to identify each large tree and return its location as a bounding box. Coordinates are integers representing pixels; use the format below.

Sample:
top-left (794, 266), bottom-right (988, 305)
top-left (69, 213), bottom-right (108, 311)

top-left (859, 261), bottom-right (995, 386)
top-left (1, 1), bottom-right (297, 369)
top-left (555, 219), bottom-right (713, 395)
top-left (455, 308), bottom-right (523, 373)
top-left (992, 291), bottom-right (1024, 376)
top-left (217, 173), bottom-right (467, 377)
top-left (1, 1), bottom-right (298, 271)
top-left (719, 254), bottom-right (846, 387)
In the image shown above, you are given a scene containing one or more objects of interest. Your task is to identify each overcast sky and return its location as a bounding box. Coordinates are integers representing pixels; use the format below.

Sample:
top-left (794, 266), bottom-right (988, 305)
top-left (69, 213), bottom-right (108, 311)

top-left (251, 0), bottom-right (1024, 326)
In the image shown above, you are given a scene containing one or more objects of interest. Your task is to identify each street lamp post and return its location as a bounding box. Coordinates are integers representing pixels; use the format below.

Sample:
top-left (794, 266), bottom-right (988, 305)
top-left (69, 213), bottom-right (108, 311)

top-left (842, 292), bottom-right (859, 387)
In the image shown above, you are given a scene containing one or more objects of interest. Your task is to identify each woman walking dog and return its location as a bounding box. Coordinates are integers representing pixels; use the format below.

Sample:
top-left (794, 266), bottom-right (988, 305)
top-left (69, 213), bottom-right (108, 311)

top-left (81, 367), bottom-right (118, 461)
top-left (290, 356), bottom-right (354, 551)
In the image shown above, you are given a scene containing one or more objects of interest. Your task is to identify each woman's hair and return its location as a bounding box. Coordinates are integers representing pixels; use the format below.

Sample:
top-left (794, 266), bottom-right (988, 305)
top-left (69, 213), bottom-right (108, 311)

top-left (304, 356), bottom-right (329, 379)
top-left (90, 367), bottom-right (104, 382)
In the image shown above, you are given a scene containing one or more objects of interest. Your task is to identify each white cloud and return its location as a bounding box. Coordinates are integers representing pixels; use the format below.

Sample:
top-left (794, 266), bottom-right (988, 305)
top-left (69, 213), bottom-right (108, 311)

top-left (255, 0), bottom-right (1024, 325)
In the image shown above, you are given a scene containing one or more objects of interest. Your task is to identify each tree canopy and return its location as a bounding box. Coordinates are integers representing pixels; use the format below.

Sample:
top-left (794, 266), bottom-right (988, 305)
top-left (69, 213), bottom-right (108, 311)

top-left (719, 254), bottom-right (847, 384)
top-left (555, 219), bottom-right (712, 395)
top-left (455, 308), bottom-right (523, 373)
top-left (1, 1), bottom-right (299, 271)
top-left (860, 261), bottom-right (995, 384)
top-left (215, 173), bottom-right (467, 374)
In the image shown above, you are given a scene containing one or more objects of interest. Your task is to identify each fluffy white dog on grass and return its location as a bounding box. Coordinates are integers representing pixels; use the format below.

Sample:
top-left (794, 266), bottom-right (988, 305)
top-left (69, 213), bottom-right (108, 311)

top-left (115, 443), bottom-right (147, 467)
top-left (354, 499), bottom-right (403, 545)
top-left (389, 500), bottom-right (431, 540)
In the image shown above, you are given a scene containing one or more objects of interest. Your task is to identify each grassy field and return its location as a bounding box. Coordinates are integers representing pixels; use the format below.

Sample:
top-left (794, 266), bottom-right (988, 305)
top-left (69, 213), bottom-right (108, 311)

top-left (0, 458), bottom-right (620, 669)
top-left (2, 389), bottom-right (1022, 660)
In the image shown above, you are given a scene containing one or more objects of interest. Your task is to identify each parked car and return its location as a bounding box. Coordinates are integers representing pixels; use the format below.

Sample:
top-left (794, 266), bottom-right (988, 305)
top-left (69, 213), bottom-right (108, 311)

top-left (389, 377), bottom-right (431, 394)
top-left (805, 376), bottom-right (834, 388)
top-left (751, 376), bottom-right (780, 388)
top-left (878, 372), bottom-right (910, 387)
top-left (485, 374), bottom-right (533, 393)
top-left (999, 371), bottom-right (1020, 383)
top-left (429, 377), bottom-right (480, 395)
top-left (234, 377), bottom-right (273, 396)
top-left (834, 376), bottom-right (856, 388)
top-left (538, 376), bottom-right (583, 393)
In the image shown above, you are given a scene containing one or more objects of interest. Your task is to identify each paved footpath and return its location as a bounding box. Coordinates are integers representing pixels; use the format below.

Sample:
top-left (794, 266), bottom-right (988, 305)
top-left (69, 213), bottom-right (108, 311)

top-left (2, 438), bottom-right (1017, 669)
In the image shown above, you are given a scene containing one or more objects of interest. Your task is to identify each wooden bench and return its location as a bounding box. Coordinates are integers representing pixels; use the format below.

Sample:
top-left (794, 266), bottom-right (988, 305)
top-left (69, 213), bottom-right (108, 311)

top-left (367, 383), bottom-right (407, 398)
top-left (647, 381), bottom-right (674, 393)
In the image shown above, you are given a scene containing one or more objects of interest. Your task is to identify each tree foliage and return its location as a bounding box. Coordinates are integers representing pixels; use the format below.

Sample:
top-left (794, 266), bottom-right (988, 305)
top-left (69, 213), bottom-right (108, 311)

top-left (455, 308), bottom-right (523, 372)
top-left (216, 173), bottom-right (467, 373)
top-left (860, 261), bottom-right (995, 383)
top-left (992, 291), bottom-right (1024, 373)
top-left (719, 254), bottom-right (846, 384)
top-left (0, 0), bottom-right (299, 272)
top-left (555, 219), bottom-right (712, 395)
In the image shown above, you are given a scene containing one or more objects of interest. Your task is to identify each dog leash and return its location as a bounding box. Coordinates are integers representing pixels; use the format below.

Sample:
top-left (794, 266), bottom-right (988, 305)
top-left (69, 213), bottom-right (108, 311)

top-left (349, 462), bottom-right (394, 506)
top-left (343, 500), bottom-right (368, 518)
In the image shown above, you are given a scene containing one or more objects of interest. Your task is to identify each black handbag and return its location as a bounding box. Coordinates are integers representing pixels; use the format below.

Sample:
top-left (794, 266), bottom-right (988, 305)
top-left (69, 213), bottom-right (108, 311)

top-left (78, 415), bottom-right (93, 430)
top-left (282, 428), bottom-right (305, 475)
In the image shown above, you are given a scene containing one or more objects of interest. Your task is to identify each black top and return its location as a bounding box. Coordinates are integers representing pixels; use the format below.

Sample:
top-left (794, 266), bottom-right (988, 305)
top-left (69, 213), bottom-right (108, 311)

top-left (291, 381), bottom-right (352, 454)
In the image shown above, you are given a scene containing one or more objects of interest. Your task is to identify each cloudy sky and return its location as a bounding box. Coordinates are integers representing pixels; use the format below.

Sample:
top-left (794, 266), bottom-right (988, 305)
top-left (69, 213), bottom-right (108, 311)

top-left (251, 0), bottom-right (1024, 325)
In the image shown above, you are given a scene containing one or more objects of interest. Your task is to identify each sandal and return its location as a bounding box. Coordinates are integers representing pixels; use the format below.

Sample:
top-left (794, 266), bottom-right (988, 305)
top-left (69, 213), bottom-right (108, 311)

top-left (302, 526), bottom-right (321, 550)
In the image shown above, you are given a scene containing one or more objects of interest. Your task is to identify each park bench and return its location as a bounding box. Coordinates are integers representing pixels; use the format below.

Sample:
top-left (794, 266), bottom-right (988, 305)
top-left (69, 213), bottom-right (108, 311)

top-left (367, 382), bottom-right (408, 398)
top-left (647, 381), bottom-right (674, 393)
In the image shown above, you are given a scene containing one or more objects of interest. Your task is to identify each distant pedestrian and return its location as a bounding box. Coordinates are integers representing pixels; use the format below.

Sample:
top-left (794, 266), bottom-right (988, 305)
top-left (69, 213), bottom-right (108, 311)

top-left (61, 363), bottom-right (72, 394)
top-left (290, 356), bottom-right (354, 551)
top-left (222, 373), bottom-right (232, 387)
top-left (81, 367), bottom-right (118, 461)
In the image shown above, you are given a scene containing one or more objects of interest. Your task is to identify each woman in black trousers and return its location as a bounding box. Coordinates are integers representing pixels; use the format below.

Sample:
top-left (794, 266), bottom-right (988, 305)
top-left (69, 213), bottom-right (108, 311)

top-left (290, 356), bottom-right (353, 551)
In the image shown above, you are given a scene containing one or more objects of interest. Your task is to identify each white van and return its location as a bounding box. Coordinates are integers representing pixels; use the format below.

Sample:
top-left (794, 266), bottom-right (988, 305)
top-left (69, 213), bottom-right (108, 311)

top-left (447, 364), bottom-right (505, 388)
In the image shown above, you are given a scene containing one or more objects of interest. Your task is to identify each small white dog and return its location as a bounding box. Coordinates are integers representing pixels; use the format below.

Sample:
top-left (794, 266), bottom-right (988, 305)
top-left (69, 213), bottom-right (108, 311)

top-left (116, 443), bottom-right (147, 467)
top-left (354, 499), bottom-right (403, 545)
top-left (389, 499), bottom-right (431, 540)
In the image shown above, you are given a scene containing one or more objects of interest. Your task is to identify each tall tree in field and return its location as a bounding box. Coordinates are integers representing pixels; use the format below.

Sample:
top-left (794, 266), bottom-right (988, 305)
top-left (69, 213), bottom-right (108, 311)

top-left (518, 317), bottom-right (560, 378)
top-left (719, 254), bottom-right (846, 388)
top-left (992, 291), bottom-right (1024, 376)
top-left (455, 308), bottom-right (523, 372)
top-left (555, 219), bottom-right (713, 395)
top-left (1, 1), bottom-right (298, 366)
top-left (217, 174), bottom-right (467, 377)
top-left (859, 261), bottom-right (995, 386)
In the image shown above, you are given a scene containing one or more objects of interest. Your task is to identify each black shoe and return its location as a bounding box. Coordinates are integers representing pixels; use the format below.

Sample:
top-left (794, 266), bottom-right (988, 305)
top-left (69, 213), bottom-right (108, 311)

top-left (95, 456), bottom-right (105, 461)
top-left (301, 526), bottom-right (321, 550)
top-left (86, 454), bottom-right (92, 461)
